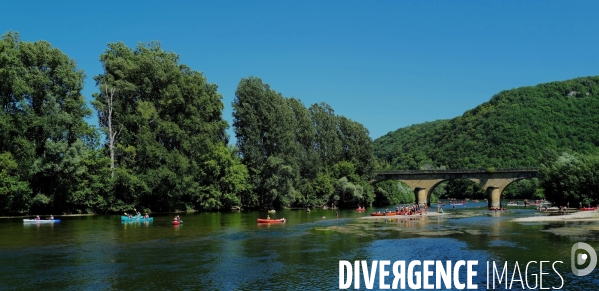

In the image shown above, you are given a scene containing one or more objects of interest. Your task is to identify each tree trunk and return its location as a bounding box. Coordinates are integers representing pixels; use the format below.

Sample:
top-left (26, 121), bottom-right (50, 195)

top-left (103, 84), bottom-right (118, 179)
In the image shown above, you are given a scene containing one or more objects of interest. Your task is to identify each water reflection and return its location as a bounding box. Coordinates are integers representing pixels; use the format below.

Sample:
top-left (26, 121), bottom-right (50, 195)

top-left (22, 221), bottom-right (58, 229)
top-left (121, 221), bottom-right (152, 228)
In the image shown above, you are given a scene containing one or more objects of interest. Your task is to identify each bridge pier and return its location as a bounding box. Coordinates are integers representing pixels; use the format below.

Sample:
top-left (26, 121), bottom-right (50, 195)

top-left (415, 187), bottom-right (429, 207)
top-left (486, 186), bottom-right (502, 208)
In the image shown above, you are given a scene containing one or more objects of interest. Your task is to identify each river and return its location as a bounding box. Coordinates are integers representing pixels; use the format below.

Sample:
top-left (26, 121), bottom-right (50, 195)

top-left (1, 201), bottom-right (598, 290)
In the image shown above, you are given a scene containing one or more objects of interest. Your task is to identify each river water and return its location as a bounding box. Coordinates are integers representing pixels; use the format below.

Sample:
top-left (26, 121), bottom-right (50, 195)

top-left (1, 201), bottom-right (598, 290)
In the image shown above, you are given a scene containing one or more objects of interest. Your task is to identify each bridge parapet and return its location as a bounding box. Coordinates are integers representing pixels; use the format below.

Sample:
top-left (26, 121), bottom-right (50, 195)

top-left (377, 168), bottom-right (539, 175)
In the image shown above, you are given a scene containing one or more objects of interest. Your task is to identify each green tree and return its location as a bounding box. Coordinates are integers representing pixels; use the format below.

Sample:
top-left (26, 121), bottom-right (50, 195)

top-left (374, 180), bottom-right (415, 206)
top-left (0, 31), bottom-right (97, 214)
top-left (374, 76), bottom-right (599, 170)
top-left (305, 172), bottom-right (335, 207)
top-left (233, 77), bottom-right (298, 208)
top-left (540, 151), bottom-right (599, 206)
top-left (232, 77), bottom-right (376, 209)
top-left (94, 41), bottom-right (248, 212)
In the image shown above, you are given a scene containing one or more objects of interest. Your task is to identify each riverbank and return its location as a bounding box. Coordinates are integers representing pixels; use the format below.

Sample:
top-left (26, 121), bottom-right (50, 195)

top-left (512, 210), bottom-right (599, 222)
top-left (358, 211), bottom-right (448, 220)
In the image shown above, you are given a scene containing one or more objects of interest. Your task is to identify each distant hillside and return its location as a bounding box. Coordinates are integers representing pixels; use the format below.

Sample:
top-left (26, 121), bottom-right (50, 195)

top-left (374, 76), bottom-right (599, 169)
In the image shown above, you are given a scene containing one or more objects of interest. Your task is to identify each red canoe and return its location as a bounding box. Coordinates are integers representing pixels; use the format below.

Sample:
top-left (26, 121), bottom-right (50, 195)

top-left (172, 220), bottom-right (183, 225)
top-left (581, 207), bottom-right (597, 211)
top-left (257, 218), bottom-right (286, 223)
top-left (356, 208), bottom-right (365, 212)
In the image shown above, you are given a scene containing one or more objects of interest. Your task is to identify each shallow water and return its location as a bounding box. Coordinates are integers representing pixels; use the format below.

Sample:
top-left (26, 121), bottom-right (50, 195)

top-left (1, 202), bottom-right (599, 290)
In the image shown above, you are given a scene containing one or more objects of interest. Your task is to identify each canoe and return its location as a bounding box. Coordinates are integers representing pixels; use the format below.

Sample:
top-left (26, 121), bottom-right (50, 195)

top-left (257, 218), bottom-right (286, 223)
top-left (581, 207), bottom-right (597, 211)
top-left (172, 220), bottom-right (183, 225)
top-left (23, 219), bottom-right (60, 223)
top-left (121, 216), bottom-right (153, 222)
top-left (356, 208), bottom-right (365, 212)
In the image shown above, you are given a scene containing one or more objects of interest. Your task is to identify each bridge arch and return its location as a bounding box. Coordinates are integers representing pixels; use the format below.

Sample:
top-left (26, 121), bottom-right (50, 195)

top-left (424, 178), bottom-right (481, 203)
top-left (486, 177), bottom-right (533, 206)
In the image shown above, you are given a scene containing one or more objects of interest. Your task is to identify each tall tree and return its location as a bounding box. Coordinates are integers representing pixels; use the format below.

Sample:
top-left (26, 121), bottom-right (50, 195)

top-left (233, 78), bottom-right (376, 208)
top-left (232, 77), bottom-right (298, 208)
top-left (94, 41), bottom-right (248, 212)
top-left (0, 31), bottom-right (96, 214)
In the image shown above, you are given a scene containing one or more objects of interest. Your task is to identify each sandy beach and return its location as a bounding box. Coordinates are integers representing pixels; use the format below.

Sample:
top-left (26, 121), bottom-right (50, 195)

top-left (512, 210), bottom-right (599, 222)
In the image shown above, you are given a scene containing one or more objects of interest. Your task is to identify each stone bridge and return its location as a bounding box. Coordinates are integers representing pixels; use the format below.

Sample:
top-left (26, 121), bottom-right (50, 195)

top-left (373, 168), bottom-right (539, 208)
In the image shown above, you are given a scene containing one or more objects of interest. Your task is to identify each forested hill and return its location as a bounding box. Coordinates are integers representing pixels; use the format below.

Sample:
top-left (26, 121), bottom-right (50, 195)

top-left (374, 76), bottom-right (599, 169)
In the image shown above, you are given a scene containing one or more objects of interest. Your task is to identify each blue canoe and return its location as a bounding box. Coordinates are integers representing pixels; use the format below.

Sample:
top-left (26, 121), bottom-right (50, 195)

top-left (121, 216), bottom-right (153, 222)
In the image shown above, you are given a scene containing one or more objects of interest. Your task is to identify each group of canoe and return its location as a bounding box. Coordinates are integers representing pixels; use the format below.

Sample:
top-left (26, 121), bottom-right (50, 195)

top-left (25, 213), bottom-right (284, 225)
top-left (119, 215), bottom-right (285, 224)
top-left (24, 213), bottom-right (277, 224)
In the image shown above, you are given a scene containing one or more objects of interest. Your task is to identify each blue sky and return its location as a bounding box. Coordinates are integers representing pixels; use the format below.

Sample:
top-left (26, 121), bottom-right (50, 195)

top-left (3, 1), bottom-right (599, 142)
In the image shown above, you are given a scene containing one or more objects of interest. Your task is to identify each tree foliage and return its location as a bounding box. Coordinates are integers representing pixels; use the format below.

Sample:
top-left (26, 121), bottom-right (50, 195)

top-left (232, 77), bottom-right (375, 208)
top-left (92, 41), bottom-right (250, 212)
top-left (0, 31), bottom-right (98, 214)
top-left (374, 180), bottom-right (415, 206)
top-left (540, 151), bottom-right (599, 206)
top-left (374, 76), bottom-right (599, 170)
top-left (374, 76), bottom-right (599, 200)
top-left (8, 31), bottom-right (599, 213)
